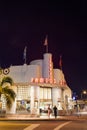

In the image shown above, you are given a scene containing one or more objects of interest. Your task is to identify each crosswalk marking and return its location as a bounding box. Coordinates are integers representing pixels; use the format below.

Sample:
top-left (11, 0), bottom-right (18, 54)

top-left (24, 124), bottom-right (40, 130)
top-left (54, 121), bottom-right (72, 130)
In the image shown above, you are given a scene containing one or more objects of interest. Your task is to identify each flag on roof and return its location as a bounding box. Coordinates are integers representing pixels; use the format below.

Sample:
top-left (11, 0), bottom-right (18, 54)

top-left (44, 35), bottom-right (48, 46)
top-left (59, 55), bottom-right (62, 69)
top-left (44, 35), bottom-right (48, 53)
top-left (23, 46), bottom-right (27, 63)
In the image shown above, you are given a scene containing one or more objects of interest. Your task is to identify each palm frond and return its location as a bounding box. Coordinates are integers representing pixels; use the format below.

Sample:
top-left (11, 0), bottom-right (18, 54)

top-left (1, 77), bottom-right (13, 86)
top-left (3, 86), bottom-right (16, 101)
top-left (0, 86), bottom-right (2, 97)
top-left (0, 76), bottom-right (16, 110)
top-left (4, 94), bottom-right (13, 109)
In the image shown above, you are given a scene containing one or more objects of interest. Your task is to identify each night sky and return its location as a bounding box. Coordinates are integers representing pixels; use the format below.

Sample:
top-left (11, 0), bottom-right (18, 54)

top-left (0, 1), bottom-right (87, 97)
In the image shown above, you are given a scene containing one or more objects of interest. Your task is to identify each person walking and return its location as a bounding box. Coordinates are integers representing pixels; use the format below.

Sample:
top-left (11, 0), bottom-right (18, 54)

top-left (48, 106), bottom-right (51, 118)
top-left (53, 105), bottom-right (57, 118)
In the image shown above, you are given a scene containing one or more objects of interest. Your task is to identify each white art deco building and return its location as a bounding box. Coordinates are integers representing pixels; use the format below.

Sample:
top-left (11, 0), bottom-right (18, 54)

top-left (0, 53), bottom-right (72, 115)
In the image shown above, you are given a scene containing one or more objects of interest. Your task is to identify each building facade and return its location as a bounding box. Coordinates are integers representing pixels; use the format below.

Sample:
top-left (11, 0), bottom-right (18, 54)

top-left (0, 53), bottom-right (72, 115)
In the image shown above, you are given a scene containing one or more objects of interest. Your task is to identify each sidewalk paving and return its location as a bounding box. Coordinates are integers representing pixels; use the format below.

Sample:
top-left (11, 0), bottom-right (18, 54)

top-left (0, 114), bottom-right (87, 121)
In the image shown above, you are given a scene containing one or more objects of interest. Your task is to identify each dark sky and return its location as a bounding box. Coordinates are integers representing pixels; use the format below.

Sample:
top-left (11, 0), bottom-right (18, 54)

top-left (0, 1), bottom-right (87, 96)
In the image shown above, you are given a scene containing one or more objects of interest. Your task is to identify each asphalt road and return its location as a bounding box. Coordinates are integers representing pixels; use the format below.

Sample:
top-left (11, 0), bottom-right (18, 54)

top-left (0, 120), bottom-right (87, 130)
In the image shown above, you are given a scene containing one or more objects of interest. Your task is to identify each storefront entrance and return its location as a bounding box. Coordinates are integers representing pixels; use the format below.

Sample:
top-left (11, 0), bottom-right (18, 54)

top-left (39, 100), bottom-right (52, 116)
top-left (16, 100), bottom-right (30, 114)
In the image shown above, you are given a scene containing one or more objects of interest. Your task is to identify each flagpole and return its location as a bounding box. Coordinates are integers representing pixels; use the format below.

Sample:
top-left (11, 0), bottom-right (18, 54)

top-left (59, 55), bottom-right (62, 70)
top-left (46, 44), bottom-right (48, 53)
top-left (25, 47), bottom-right (26, 64)
top-left (23, 46), bottom-right (27, 64)
top-left (25, 57), bottom-right (26, 64)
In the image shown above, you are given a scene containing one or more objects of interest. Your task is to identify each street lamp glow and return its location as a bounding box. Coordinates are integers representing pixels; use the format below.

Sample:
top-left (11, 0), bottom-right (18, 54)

top-left (83, 90), bottom-right (87, 94)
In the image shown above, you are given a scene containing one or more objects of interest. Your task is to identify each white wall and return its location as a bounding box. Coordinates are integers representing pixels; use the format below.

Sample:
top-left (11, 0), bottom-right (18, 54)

top-left (54, 69), bottom-right (66, 83)
top-left (8, 64), bottom-right (41, 83)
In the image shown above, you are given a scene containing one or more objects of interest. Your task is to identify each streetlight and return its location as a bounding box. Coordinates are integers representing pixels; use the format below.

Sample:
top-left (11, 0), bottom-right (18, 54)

top-left (81, 90), bottom-right (87, 99)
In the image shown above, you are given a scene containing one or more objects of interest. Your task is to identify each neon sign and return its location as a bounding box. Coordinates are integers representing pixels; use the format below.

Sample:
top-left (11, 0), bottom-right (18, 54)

top-left (31, 78), bottom-right (66, 86)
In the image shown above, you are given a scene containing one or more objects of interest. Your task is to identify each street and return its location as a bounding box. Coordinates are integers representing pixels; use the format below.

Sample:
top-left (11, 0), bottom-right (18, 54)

top-left (0, 120), bottom-right (87, 130)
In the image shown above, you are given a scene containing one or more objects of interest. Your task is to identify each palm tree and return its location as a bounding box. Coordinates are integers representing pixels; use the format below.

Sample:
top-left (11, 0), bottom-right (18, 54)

top-left (0, 76), bottom-right (16, 109)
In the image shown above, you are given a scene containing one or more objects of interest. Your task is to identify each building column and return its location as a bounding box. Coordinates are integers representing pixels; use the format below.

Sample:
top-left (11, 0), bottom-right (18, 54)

top-left (52, 88), bottom-right (58, 106)
top-left (36, 86), bottom-right (40, 115)
top-left (58, 88), bottom-right (64, 110)
top-left (52, 87), bottom-right (63, 110)
top-left (30, 86), bottom-right (35, 114)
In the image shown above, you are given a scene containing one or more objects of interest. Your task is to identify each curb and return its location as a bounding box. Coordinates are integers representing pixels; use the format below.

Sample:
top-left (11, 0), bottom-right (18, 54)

top-left (0, 115), bottom-right (87, 121)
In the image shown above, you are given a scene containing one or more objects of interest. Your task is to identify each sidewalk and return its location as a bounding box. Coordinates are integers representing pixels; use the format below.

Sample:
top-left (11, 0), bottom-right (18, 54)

top-left (0, 114), bottom-right (87, 121)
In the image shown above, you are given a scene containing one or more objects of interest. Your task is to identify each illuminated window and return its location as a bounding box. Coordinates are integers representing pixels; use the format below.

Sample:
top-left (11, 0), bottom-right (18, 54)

top-left (17, 86), bottom-right (30, 100)
top-left (40, 87), bottom-right (43, 99)
top-left (44, 88), bottom-right (47, 99)
top-left (40, 87), bottom-right (51, 99)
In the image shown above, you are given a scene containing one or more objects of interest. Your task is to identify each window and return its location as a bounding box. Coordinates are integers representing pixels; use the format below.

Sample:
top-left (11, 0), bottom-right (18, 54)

top-left (40, 87), bottom-right (51, 99)
top-left (17, 86), bottom-right (30, 100)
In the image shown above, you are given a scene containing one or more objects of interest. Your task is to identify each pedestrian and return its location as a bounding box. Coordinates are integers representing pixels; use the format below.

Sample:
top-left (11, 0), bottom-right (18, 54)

top-left (53, 105), bottom-right (57, 118)
top-left (48, 106), bottom-right (51, 118)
